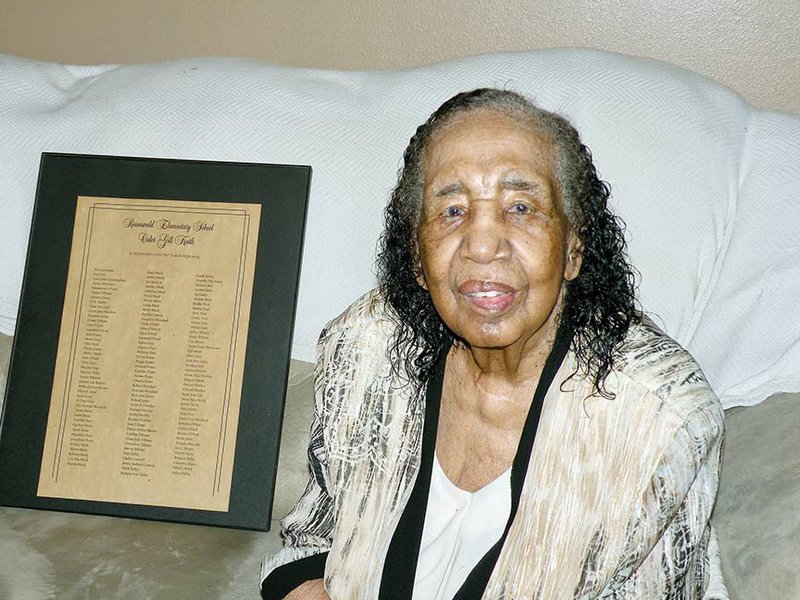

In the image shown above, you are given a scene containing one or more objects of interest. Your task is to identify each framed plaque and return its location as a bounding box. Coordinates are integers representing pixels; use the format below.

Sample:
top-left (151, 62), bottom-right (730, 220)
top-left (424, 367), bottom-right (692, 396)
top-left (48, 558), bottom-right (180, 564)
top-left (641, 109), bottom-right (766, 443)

top-left (0, 154), bottom-right (311, 530)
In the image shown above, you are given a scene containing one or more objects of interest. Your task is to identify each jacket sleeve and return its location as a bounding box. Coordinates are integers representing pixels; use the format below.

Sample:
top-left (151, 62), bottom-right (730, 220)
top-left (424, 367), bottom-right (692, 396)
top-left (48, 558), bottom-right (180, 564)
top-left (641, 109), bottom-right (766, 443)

top-left (599, 401), bottom-right (728, 599)
top-left (260, 333), bottom-right (335, 598)
top-left (260, 290), bottom-right (391, 598)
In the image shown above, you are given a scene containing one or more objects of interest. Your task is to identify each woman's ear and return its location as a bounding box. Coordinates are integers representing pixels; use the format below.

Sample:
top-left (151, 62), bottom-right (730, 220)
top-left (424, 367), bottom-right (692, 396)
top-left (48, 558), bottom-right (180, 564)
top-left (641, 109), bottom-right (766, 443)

top-left (564, 231), bottom-right (584, 282)
top-left (413, 240), bottom-right (428, 290)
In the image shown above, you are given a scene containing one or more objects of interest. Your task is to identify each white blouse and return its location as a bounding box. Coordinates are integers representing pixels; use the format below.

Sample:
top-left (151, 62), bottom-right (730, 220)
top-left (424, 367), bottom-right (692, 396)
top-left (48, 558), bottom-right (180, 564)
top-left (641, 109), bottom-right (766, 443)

top-left (412, 455), bottom-right (512, 600)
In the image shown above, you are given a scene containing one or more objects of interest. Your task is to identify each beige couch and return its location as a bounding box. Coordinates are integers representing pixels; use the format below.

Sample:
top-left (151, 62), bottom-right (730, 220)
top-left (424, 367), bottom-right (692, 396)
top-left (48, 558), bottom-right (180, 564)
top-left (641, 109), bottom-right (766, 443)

top-left (1, 334), bottom-right (799, 599)
top-left (0, 48), bottom-right (798, 598)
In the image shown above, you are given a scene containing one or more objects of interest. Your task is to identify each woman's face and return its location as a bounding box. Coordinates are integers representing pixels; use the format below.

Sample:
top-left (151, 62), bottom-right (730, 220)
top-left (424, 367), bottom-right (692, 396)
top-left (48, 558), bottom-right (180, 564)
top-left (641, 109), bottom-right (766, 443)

top-left (416, 109), bottom-right (582, 354)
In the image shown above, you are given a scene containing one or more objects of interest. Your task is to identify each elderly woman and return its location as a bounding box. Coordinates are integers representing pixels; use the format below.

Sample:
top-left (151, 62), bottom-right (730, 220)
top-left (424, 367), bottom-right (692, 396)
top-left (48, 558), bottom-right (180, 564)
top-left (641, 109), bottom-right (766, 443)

top-left (261, 89), bottom-right (725, 599)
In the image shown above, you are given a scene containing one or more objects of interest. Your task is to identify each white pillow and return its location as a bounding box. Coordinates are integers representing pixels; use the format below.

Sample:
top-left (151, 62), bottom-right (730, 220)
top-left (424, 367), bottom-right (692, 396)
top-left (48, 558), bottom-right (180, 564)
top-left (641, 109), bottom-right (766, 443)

top-left (0, 49), bottom-right (797, 408)
top-left (690, 112), bottom-right (800, 406)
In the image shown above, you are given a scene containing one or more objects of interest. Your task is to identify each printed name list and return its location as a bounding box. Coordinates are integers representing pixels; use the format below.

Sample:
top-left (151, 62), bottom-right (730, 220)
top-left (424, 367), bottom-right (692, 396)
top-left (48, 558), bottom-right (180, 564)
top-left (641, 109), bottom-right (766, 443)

top-left (38, 197), bottom-right (260, 511)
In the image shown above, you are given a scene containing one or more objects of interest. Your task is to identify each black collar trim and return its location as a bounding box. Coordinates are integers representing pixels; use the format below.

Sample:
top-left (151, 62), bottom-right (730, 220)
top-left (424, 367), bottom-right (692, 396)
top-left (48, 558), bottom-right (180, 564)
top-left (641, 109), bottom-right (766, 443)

top-left (380, 323), bottom-right (574, 598)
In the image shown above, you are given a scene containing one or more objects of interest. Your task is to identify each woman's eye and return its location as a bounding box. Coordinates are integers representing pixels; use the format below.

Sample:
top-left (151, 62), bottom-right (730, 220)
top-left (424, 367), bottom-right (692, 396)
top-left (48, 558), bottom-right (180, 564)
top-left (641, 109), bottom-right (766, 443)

top-left (444, 206), bottom-right (465, 218)
top-left (510, 202), bottom-right (532, 215)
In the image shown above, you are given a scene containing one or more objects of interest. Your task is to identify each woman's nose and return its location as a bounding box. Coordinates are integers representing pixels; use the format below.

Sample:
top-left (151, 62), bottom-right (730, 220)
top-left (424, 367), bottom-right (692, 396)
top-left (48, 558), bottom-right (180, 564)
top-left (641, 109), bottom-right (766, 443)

top-left (460, 207), bottom-right (510, 263)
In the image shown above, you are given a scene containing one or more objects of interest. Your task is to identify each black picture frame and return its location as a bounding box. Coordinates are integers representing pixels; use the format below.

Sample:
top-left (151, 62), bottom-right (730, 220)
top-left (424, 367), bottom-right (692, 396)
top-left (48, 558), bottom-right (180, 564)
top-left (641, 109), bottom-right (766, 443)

top-left (0, 153), bottom-right (311, 531)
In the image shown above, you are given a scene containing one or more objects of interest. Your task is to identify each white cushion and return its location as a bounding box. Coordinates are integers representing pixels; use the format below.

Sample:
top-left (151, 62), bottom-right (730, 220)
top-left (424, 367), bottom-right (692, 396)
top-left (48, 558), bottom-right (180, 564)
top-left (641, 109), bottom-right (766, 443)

top-left (1, 49), bottom-right (798, 408)
top-left (690, 112), bottom-right (800, 406)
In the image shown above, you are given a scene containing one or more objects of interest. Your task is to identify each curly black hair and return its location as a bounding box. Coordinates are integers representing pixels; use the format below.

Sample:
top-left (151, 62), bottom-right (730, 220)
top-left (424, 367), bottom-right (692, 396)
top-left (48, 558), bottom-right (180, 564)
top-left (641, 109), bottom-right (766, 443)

top-left (377, 88), bottom-right (637, 398)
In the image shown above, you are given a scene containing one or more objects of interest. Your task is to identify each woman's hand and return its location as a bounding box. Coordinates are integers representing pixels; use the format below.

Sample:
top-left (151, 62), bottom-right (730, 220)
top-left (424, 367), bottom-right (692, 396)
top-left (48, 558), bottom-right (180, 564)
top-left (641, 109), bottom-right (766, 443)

top-left (284, 579), bottom-right (329, 599)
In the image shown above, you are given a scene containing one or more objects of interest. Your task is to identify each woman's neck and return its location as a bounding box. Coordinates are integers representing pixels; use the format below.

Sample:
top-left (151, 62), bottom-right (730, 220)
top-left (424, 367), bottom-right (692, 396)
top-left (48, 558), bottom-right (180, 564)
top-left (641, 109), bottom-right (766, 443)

top-left (458, 316), bottom-right (558, 392)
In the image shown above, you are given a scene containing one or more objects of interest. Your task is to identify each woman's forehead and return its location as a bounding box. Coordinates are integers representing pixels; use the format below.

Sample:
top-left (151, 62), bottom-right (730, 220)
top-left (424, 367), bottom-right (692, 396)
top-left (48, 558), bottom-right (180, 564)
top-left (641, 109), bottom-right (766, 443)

top-left (422, 109), bottom-right (556, 179)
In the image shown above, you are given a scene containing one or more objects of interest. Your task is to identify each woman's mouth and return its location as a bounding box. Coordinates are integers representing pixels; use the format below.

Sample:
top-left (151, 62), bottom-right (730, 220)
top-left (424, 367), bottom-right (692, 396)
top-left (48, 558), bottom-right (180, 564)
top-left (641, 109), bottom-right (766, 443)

top-left (459, 281), bottom-right (517, 312)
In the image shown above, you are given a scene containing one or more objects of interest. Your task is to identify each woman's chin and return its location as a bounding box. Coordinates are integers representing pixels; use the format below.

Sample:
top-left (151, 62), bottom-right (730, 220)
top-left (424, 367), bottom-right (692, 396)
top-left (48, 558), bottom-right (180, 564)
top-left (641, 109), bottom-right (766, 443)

top-left (457, 323), bottom-right (520, 351)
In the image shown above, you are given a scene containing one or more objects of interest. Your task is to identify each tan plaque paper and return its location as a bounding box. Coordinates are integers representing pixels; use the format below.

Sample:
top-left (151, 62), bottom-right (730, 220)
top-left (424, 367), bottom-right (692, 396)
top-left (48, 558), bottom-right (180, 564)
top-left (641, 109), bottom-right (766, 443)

top-left (37, 197), bottom-right (261, 512)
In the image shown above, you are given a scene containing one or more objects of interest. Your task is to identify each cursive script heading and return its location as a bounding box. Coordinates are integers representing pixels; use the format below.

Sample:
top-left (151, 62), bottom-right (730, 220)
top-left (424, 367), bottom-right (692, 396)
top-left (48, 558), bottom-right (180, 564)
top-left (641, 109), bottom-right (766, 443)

top-left (123, 218), bottom-right (215, 232)
top-left (123, 218), bottom-right (217, 249)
